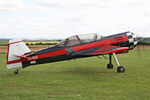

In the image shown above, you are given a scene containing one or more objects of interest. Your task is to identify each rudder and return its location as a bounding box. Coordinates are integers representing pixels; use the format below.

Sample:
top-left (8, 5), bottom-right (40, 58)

top-left (7, 39), bottom-right (31, 69)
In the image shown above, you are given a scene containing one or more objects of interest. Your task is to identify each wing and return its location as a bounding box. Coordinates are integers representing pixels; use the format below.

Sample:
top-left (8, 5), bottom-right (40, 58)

top-left (72, 45), bottom-right (129, 56)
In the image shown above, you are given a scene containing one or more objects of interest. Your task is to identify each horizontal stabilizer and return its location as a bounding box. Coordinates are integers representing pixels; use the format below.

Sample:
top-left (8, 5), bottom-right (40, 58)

top-left (13, 55), bottom-right (30, 59)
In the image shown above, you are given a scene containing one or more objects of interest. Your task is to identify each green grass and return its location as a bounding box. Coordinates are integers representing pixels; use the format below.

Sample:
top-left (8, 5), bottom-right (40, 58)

top-left (0, 50), bottom-right (150, 100)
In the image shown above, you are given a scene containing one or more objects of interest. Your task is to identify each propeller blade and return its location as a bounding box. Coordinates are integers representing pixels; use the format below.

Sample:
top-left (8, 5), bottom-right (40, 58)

top-left (136, 33), bottom-right (144, 58)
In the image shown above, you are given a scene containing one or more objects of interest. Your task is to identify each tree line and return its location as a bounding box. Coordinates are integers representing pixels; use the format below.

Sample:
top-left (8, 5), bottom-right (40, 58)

top-left (25, 42), bottom-right (57, 45)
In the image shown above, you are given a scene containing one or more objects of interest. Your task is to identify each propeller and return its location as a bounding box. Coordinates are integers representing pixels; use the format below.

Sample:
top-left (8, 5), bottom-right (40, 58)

top-left (136, 33), bottom-right (144, 56)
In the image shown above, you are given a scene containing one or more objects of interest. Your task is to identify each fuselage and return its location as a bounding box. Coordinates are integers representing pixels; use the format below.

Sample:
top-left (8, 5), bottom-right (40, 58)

top-left (21, 31), bottom-right (137, 68)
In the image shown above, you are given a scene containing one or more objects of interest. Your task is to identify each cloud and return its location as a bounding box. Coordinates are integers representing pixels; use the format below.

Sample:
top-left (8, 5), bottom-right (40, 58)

top-left (20, 5), bottom-right (49, 13)
top-left (0, 0), bottom-right (23, 12)
top-left (0, 0), bottom-right (23, 6)
top-left (37, 0), bottom-right (144, 9)
top-left (37, 0), bottom-right (108, 9)
top-left (0, 0), bottom-right (150, 39)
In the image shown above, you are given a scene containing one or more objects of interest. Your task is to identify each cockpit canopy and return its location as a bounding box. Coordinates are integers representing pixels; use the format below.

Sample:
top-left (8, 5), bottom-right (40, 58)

top-left (58, 33), bottom-right (103, 47)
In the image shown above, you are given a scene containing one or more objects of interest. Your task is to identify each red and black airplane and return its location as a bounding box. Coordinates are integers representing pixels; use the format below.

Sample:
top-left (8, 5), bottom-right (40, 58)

top-left (7, 31), bottom-right (138, 74)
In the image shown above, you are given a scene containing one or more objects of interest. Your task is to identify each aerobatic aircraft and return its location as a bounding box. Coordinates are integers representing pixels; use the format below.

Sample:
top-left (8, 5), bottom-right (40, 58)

top-left (7, 31), bottom-right (138, 74)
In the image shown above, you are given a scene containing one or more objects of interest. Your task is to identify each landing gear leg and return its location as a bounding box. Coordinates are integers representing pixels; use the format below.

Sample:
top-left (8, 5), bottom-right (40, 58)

top-left (14, 69), bottom-right (19, 75)
top-left (112, 53), bottom-right (125, 73)
top-left (107, 54), bottom-right (113, 69)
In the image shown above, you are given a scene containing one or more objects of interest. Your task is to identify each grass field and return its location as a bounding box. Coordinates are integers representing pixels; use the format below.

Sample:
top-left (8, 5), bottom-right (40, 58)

top-left (0, 49), bottom-right (150, 100)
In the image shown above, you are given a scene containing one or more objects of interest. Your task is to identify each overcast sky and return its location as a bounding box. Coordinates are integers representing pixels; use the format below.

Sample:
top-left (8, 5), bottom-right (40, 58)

top-left (0, 0), bottom-right (150, 39)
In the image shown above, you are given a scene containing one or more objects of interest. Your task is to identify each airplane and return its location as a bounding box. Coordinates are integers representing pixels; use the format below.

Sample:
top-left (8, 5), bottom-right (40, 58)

top-left (7, 31), bottom-right (138, 74)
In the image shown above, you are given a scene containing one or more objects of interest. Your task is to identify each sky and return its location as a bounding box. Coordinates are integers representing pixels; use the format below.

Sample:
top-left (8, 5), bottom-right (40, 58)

top-left (0, 0), bottom-right (150, 39)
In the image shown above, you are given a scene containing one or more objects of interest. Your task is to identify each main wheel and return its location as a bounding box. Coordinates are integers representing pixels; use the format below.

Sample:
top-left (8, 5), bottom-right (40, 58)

top-left (107, 63), bottom-right (113, 69)
top-left (117, 66), bottom-right (125, 73)
top-left (14, 69), bottom-right (19, 75)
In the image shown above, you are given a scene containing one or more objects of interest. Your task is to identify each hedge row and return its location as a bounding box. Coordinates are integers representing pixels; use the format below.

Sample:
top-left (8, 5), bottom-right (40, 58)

top-left (25, 42), bottom-right (57, 45)
top-left (1, 42), bottom-right (150, 46)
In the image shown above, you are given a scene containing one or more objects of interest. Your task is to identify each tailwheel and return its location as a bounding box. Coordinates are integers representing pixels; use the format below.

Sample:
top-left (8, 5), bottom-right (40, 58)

top-left (117, 66), bottom-right (125, 73)
top-left (14, 69), bottom-right (19, 75)
top-left (107, 63), bottom-right (113, 69)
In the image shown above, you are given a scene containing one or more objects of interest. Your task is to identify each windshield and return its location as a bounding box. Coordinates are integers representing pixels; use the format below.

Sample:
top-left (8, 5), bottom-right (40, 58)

top-left (58, 33), bottom-right (103, 47)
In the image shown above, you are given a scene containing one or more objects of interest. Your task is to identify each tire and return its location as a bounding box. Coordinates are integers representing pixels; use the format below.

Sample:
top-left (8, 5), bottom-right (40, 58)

top-left (14, 69), bottom-right (19, 75)
top-left (107, 63), bottom-right (113, 69)
top-left (117, 66), bottom-right (125, 73)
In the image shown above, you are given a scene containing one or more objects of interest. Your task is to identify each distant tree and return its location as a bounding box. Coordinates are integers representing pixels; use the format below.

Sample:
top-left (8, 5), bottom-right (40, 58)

top-left (138, 41), bottom-right (150, 45)
top-left (26, 43), bottom-right (30, 45)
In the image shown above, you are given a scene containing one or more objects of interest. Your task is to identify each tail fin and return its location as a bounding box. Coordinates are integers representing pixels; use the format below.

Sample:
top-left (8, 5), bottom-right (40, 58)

top-left (7, 39), bottom-right (31, 69)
